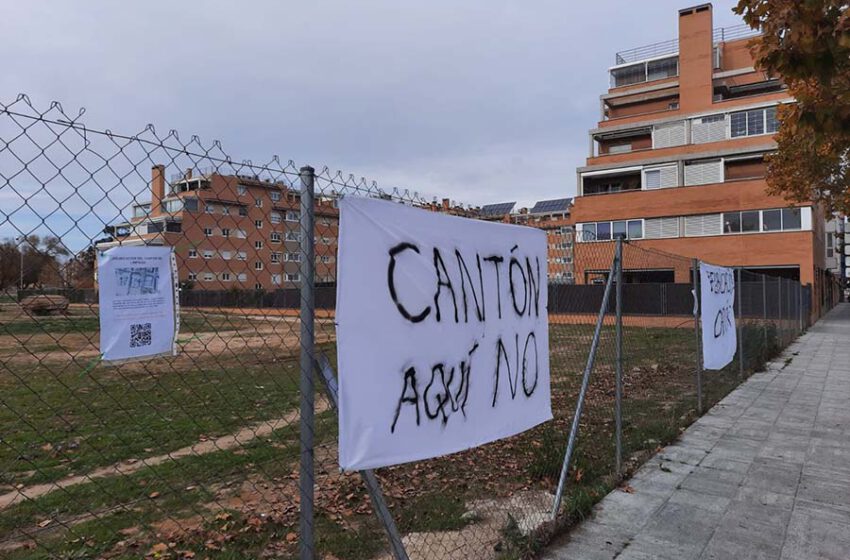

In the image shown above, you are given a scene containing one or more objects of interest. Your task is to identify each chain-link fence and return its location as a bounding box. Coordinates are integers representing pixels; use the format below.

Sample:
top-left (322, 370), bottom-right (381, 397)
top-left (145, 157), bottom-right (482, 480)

top-left (0, 94), bottom-right (835, 560)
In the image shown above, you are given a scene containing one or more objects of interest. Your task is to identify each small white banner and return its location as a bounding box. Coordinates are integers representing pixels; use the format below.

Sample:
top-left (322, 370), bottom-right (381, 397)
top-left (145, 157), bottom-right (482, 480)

top-left (336, 197), bottom-right (552, 471)
top-left (700, 262), bottom-right (737, 370)
top-left (97, 245), bottom-right (178, 362)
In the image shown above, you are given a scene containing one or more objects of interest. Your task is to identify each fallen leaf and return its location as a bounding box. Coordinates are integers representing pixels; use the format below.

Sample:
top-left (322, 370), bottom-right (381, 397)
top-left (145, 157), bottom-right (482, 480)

top-left (285, 532), bottom-right (297, 543)
top-left (621, 485), bottom-right (636, 494)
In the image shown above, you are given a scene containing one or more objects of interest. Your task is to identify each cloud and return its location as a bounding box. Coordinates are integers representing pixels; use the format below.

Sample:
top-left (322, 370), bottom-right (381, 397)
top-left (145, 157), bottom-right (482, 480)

top-left (1, 0), bottom-right (745, 246)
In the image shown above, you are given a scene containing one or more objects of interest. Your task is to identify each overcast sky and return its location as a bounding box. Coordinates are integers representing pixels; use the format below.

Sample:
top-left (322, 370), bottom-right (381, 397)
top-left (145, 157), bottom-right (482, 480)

top-left (2, 1), bottom-right (744, 229)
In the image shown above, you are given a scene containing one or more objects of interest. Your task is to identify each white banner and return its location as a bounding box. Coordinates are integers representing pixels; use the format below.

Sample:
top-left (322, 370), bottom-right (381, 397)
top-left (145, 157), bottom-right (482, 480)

top-left (97, 245), bottom-right (178, 362)
top-left (336, 197), bottom-right (552, 471)
top-left (700, 262), bottom-right (736, 370)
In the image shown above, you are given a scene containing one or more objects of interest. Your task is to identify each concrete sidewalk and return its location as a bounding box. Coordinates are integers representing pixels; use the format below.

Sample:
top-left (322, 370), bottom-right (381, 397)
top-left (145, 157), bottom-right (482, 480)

top-left (543, 303), bottom-right (850, 560)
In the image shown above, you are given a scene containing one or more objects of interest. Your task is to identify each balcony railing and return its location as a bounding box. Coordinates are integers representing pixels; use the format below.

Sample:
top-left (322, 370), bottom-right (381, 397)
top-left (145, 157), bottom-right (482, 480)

top-left (614, 23), bottom-right (760, 65)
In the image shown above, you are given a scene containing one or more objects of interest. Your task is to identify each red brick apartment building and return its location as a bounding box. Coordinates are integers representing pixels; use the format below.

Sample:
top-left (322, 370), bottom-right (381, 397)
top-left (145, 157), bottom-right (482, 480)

top-left (479, 199), bottom-right (575, 283)
top-left (103, 166), bottom-right (338, 290)
top-left (570, 3), bottom-right (832, 313)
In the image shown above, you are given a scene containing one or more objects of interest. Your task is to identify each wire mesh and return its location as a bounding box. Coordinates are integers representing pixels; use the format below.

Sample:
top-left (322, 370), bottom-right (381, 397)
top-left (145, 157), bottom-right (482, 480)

top-left (0, 94), bottom-right (840, 560)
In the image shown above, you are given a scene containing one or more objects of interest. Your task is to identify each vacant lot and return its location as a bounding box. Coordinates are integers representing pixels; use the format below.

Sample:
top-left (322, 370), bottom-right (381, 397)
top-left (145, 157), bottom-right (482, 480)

top-left (0, 303), bottom-right (753, 559)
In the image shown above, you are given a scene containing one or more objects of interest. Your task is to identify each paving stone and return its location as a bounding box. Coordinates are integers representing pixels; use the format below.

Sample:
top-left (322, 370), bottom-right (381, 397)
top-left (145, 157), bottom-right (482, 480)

top-left (543, 305), bottom-right (850, 560)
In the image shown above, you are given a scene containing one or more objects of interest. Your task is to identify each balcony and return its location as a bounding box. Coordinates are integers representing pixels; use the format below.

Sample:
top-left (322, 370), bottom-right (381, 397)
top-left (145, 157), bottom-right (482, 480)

top-left (610, 24), bottom-right (761, 88)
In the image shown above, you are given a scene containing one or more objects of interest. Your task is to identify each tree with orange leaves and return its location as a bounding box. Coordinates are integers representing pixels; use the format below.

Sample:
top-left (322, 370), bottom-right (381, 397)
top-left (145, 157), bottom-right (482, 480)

top-left (734, 0), bottom-right (850, 213)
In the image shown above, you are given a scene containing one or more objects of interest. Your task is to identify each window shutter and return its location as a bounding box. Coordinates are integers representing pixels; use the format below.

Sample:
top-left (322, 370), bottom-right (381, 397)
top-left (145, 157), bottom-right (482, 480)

top-left (684, 160), bottom-right (723, 186)
top-left (684, 214), bottom-right (722, 237)
top-left (652, 121), bottom-right (686, 148)
top-left (691, 115), bottom-right (727, 144)
top-left (644, 164), bottom-right (678, 189)
top-left (644, 217), bottom-right (680, 239)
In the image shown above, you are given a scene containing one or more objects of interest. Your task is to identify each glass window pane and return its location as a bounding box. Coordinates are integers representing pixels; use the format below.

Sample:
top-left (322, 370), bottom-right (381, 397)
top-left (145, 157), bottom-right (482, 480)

top-left (628, 220), bottom-right (643, 239)
top-left (742, 211), bottom-right (760, 232)
top-left (723, 212), bottom-right (741, 233)
top-left (765, 106), bottom-right (779, 133)
top-left (782, 208), bottom-right (801, 230)
top-left (730, 112), bottom-right (748, 137)
top-left (613, 221), bottom-right (627, 237)
top-left (747, 109), bottom-right (765, 135)
top-left (582, 223), bottom-right (596, 241)
top-left (597, 222), bottom-right (612, 240)
top-left (762, 209), bottom-right (781, 231)
top-left (646, 56), bottom-right (678, 81)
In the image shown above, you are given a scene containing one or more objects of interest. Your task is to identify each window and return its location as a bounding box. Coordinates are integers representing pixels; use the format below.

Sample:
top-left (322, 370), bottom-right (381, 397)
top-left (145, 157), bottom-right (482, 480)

top-left (203, 272), bottom-right (214, 282)
top-left (286, 252), bottom-right (301, 262)
top-left (237, 251), bottom-right (247, 260)
top-left (221, 251), bottom-right (232, 260)
top-left (723, 212), bottom-right (741, 233)
top-left (255, 198), bottom-right (263, 208)
top-left (596, 222), bottom-right (611, 240)
top-left (581, 222), bottom-right (597, 241)
top-left (239, 206), bottom-right (248, 217)
top-left (188, 249), bottom-right (198, 258)
top-left (270, 252), bottom-right (281, 263)
top-left (762, 209), bottom-right (782, 231)
top-left (271, 212), bottom-right (282, 224)
top-left (255, 240), bottom-right (263, 250)
top-left (781, 208), bottom-right (801, 230)
top-left (271, 191), bottom-right (281, 202)
top-left (684, 159), bottom-right (723, 186)
top-left (286, 231), bottom-right (301, 242)
top-left (627, 220), bottom-right (643, 239)
top-left (644, 217), bottom-right (680, 239)
top-left (612, 221), bottom-right (627, 238)
top-left (270, 232), bottom-right (282, 243)
top-left (255, 261), bottom-right (264, 270)
top-left (742, 211), bottom-right (759, 232)
top-left (166, 221), bottom-right (182, 233)
top-left (653, 121), bottom-right (686, 149)
top-left (731, 107), bottom-right (779, 138)
top-left (222, 206), bottom-right (230, 215)
top-left (827, 234), bottom-right (835, 258)
top-left (319, 255), bottom-right (332, 264)
top-left (238, 273), bottom-right (247, 282)
top-left (221, 228), bottom-right (230, 238)
top-left (203, 250), bottom-right (214, 259)
top-left (204, 227), bottom-right (213, 236)
top-left (643, 164), bottom-right (677, 189)
top-left (237, 185), bottom-right (247, 196)
top-left (254, 220), bottom-right (263, 229)
top-left (286, 211), bottom-right (300, 222)
top-left (255, 282), bottom-right (263, 290)
top-left (147, 222), bottom-right (164, 234)
top-left (133, 204), bottom-right (151, 218)
top-left (221, 272), bottom-right (231, 282)
top-left (271, 273), bottom-right (282, 286)
top-left (235, 229), bottom-right (247, 239)
top-left (159, 206), bottom-right (186, 222)
top-left (691, 114), bottom-right (726, 144)
top-left (205, 203), bottom-right (215, 214)
top-left (286, 273), bottom-right (301, 282)
top-left (187, 272), bottom-right (197, 281)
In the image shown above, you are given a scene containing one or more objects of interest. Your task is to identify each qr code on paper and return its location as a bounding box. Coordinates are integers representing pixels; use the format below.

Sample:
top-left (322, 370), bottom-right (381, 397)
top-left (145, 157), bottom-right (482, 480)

top-left (130, 323), bottom-right (152, 348)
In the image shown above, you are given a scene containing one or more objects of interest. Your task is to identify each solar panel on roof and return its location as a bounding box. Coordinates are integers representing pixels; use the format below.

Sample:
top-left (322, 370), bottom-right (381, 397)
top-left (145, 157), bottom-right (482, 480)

top-left (530, 198), bottom-right (571, 215)
top-left (480, 202), bottom-right (516, 217)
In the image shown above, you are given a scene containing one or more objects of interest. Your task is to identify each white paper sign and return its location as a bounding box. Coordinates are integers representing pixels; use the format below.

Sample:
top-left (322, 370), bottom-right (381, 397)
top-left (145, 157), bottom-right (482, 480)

top-left (700, 262), bottom-right (736, 370)
top-left (336, 197), bottom-right (552, 471)
top-left (97, 245), bottom-right (178, 362)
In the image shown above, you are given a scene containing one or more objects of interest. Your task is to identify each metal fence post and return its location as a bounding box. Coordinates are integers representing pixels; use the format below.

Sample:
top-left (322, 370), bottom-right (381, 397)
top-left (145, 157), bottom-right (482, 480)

top-left (798, 279), bottom-right (803, 334)
top-left (552, 251), bottom-right (618, 519)
top-left (762, 273), bottom-right (767, 337)
top-left (737, 267), bottom-right (744, 379)
top-left (614, 236), bottom-right (623, 477)
top-left (776, 276), bottom-right (785, 347)
top-left (692, 259), bottom-right (702, 414)
top-left (299, 165), bottom-right (316, 560)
